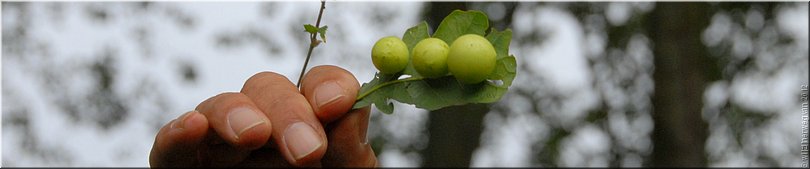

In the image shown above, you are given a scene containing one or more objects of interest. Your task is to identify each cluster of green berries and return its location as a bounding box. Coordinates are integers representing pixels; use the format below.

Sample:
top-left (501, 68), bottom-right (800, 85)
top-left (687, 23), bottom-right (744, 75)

top-left (371, 34), bottom-right (496, 84)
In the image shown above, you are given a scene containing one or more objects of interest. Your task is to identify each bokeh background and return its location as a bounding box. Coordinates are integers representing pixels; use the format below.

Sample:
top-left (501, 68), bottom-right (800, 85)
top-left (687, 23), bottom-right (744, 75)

top-left (2, 1), bottom-right (808, 167)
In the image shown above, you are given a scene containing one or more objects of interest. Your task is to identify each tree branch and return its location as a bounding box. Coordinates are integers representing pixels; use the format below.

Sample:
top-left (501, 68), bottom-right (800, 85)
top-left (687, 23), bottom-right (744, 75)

top-left (297, 0), bottom-right (326, 88)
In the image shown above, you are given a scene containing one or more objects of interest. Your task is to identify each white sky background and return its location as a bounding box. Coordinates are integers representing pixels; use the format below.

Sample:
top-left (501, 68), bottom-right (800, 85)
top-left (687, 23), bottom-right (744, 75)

top-left (1, 2), bottom-right (426, 167)
top-left (1, 2), bottom-right (808, 167)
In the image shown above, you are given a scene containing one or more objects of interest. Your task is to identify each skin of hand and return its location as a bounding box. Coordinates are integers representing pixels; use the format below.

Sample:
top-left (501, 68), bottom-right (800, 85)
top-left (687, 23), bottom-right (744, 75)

top-left (149, 65), bottom-right (377, 167)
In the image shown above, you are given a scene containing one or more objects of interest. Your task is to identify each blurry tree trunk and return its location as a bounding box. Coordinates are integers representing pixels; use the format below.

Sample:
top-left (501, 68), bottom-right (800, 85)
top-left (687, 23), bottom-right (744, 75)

top-left (420, 2), bottom-right (488, 167)
top-left (648, 2), bottom-right (713, 167)
top-left (422, 104), bottom-right (488, 167)
top-left (424, 2), bottom-right (467, 31)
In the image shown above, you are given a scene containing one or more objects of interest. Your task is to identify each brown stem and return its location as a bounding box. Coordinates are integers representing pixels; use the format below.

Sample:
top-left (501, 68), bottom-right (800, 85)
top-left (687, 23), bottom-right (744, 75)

top-left (297, 0), bottom-right (326, 88)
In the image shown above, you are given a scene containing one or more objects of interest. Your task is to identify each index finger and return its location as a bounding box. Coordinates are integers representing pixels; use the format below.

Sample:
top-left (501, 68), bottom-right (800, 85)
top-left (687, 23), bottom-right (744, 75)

top-left (241, 72), bottom-right (328, 167)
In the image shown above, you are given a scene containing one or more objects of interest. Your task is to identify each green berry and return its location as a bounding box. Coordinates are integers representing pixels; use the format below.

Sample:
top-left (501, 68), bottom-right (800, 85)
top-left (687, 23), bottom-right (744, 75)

top-left (447, 34), bottom-right (496, 84)
top-left (371, 36), bottom-right (409, 74)
top-left (412, 38), bottom-right (450, 78)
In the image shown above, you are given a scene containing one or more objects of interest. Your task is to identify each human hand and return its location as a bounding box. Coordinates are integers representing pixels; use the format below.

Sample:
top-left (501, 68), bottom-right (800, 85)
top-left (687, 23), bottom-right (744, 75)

top-left (149, 65), bottom-right (377, 167)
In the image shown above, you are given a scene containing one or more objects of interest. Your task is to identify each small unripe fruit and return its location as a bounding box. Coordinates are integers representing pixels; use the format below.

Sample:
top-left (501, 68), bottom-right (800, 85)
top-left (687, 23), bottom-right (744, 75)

top-left (412, 38), bottom-right (450, 78)
top-left (447, 34), bottom-right (496, 84)
top-left (371, 36), bottom-right (409, 74)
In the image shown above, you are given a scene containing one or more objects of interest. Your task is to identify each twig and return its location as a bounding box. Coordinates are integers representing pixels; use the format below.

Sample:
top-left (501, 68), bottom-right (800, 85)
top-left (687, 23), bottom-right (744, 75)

top-left (355, 77), bottom-right (426, 100)
top-left (297, 0), bottom-right (326, 88)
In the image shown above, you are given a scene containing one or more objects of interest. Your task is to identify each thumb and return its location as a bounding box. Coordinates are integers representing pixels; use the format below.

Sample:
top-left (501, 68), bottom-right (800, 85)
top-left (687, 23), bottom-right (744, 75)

top-left (300, 65), bottom-right (361, 124)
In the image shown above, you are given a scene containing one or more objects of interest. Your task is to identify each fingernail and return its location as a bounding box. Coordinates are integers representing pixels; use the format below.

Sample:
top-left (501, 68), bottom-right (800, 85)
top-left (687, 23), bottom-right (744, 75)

top-left (314, 81), bottom-right (345, 110)
top-left (173, 110), bottom-right (199, 129)
top-left (283, 122), bottom-right (323, 160)
top-left (228, 107), bottom-right (266, 140)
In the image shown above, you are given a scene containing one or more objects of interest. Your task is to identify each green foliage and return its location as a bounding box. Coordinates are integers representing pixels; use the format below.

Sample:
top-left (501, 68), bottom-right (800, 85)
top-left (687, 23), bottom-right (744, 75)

top-left (318, 26), bottom-right (328, 43)
top-left (304, 24), bottom-right (318, 34)
top-left (353, 10), bottom-right (518, 114)
top-left (433, 10), bottom-right (489, 45)
top-left (401, 21), bottom-right (430, 78)
top-left (303, 24), bottom-right (328, 43)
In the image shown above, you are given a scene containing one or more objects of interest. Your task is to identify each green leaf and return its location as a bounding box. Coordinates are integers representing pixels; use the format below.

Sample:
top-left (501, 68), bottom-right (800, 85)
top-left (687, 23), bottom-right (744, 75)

top-left (400, 21), bottom-right (430, 78)
top-left (489, 55), bottom-right (517, 87)
top-left (353, 73), bottom-right (400, 113)
top-left (353, 10), bottom-right (517, 114)
top-left (402, 21), bottom-right (430, 50)
top-left (304, 24), bottom-right (318, 34)
top-left (354, 56), bottom-right (517, 114)
top-left (486, 28), bottom-right (512, 60)
top-left (486, 28), bottom-right (516, 86)
top-left (433, 10), bottom-right (489, 45)
top-left (318, 26), bottom-right (328, 43)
